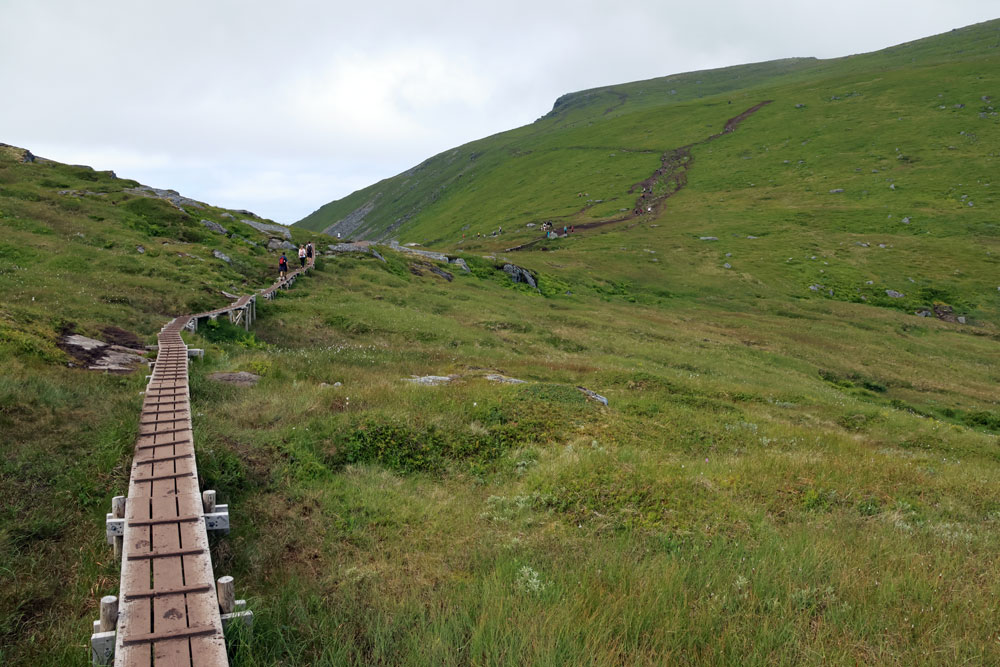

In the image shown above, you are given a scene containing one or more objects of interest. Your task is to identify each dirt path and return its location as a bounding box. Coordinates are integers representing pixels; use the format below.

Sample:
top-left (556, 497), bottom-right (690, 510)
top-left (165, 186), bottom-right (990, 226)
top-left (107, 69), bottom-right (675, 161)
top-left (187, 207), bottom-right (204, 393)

top-left (505, 100), bottom-right (772, 251)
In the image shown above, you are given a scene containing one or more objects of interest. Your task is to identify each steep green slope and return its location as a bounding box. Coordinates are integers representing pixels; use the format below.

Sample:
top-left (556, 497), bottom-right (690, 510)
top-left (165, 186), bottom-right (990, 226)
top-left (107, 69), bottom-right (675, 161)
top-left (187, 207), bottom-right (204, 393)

top-left (295, 19), bottom-right (999, 247)
top-left (0, 145), bottom-right (327, 359)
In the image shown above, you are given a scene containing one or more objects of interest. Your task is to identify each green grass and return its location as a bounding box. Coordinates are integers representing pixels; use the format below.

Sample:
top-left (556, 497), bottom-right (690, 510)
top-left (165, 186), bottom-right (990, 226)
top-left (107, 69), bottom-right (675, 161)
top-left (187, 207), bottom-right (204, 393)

top-left (4, 17), bottom-right (1000, 667)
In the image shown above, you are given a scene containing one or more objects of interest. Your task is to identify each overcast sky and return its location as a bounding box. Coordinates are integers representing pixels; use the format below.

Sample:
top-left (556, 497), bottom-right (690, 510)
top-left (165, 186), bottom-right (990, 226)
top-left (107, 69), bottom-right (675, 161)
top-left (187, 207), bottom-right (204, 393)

top-left (1, 1), bottom-right (996, 223)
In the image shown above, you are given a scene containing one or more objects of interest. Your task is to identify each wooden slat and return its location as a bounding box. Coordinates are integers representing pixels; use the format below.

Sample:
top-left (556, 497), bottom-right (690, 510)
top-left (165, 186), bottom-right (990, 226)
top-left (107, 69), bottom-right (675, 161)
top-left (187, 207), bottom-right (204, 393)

top-left (124, 583), bottom-right (212, 600)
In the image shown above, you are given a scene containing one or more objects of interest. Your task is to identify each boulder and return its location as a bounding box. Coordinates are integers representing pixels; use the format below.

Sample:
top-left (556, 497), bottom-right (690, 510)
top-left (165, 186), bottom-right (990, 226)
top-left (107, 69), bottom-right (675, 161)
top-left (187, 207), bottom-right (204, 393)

top-left (200, 219), bottom-right (228, 235)
top-left (241, 219), bottom-right (291, 239)
top-left (208, 371), bottom-right (260, 386)
top-left (450, 258), bottom-right (470, 272)
top-left (502, 263), bottom-right (537, 289)
top-left (212, 249), bottom-right (232, 264)
top-left (577, 387), bottom-right (609, 406)
top-left (427, 265), bottom-right (454, 282)
top-left (885, 290), bottom-right (905, 298)
top-left (485, 374), bottom-right (526, 384)
top-left (370, 249), bottom-right (387, 263)
top-left (404, 375), bottom-right (455, 386)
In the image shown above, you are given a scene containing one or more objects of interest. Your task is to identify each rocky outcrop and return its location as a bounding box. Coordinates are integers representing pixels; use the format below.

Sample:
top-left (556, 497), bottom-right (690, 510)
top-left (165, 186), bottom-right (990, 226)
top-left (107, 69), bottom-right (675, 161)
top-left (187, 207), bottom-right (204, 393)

top-left (200, 219), bottom-right (228, 235)
top-left (268, 238), bottom-right (297, 251)
top-left (502, 263), bottom-right (537, 289)
top-left (321, 194), bottom-right (383, 239)
top-left (208, 371), bottom-right (260, 386)
top-left (389, 240), bottom-right (449, 263)
top-left (243, 219), bottom-right (292, 240)
top-left (124, 185), bottom-right (205, 212)
top-left (212, 249), bottom-right (232, 264)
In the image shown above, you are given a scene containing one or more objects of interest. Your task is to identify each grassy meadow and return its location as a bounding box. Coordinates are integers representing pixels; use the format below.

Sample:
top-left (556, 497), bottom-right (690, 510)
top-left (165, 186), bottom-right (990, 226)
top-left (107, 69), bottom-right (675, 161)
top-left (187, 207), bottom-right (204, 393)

top-left (2, 17), bottom-right (1000, 667)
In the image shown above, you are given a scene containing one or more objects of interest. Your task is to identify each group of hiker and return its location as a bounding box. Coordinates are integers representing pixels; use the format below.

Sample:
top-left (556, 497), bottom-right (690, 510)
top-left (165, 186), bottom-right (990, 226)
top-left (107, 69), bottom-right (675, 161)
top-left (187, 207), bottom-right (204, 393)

top-left (278, 242), bottom-right (314, 280)
top-left (542, 222), bottom-right (575, 239)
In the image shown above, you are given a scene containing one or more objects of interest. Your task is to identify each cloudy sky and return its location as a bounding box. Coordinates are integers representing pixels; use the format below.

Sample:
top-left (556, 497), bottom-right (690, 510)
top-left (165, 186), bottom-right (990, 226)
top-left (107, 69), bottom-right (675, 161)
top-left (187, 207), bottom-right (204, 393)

top-left (2, 1), bottom-right (996, 223)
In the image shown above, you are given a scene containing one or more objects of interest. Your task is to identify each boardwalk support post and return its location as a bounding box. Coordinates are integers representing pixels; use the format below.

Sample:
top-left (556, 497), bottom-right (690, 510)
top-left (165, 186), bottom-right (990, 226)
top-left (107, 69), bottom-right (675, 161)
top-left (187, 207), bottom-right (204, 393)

top-left (218, 576), bottom-right (254, 631)
top-left (90, 595), bottom-right (118, 665)
top-left (106, 496), bottom-right (126, 559)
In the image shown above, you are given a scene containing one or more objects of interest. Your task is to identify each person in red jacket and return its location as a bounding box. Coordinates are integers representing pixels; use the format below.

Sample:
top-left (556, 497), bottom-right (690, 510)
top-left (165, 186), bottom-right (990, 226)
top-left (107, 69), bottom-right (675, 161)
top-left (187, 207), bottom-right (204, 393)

top-left (278, 253), bottom-right (288, 280)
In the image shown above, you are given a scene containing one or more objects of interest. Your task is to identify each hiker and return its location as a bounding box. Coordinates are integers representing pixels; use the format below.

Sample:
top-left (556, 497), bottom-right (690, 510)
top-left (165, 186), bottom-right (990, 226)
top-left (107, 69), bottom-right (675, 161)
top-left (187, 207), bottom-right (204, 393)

top-left (278, 253), bottom-right (288, 280)
top-left (306, 242), bottom-right (313, 261)
top-left (298, 245), bottom-right (307, 268)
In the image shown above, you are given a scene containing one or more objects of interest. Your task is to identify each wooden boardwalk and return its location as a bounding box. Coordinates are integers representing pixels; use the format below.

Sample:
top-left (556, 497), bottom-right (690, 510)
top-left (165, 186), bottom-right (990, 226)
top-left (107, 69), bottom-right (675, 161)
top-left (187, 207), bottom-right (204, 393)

top-left (94, 254), bottom-right (314, 666)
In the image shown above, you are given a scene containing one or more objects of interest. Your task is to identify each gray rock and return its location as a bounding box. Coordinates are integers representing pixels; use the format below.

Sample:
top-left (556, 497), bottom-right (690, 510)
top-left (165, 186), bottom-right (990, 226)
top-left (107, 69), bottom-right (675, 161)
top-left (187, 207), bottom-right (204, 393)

top-left (242, 219), bottom-right (291, 239)
top-left (450, 257), bottom-right (470, 272)
top-left (208, 371), bottom-right (260, 386)
top-left (334, 381), bottom-right (342, 387)
top-left (916, 310), bottom-right (932, 317)
top-left (136, 245), bottom-right (145, 254)
top-left (809, 284), bottom-right (822, 291)
top-left (890, 183), bottom-right (895, 190)
top-left (427, 265), bottom-right (454, 282)
top-left (200, 219), bottom-right (228, 235)
top-left (795, 103), bottom-right (805, 108)
top-left (902, 217), bottom-right (910, 224)
top-left (829, 188), bottom-right (845, 194)
top-left (124, 185), bottom-right (205, 211)
top-left (220, 212), bottom-right (234, 220)
top-left (484, 374), bottom-right (526, 384)
top-left (865, 280), bottom-right (874, 285)
top-left (389, 241), bottom-right (449, 263)
top-left (699, 236), bottom-right (718, 241)
top-left (746, 235), bottom-right (758, 239)
top-left (957, 316), bottom-right (967, 324)
top-left (212, 249), bottom-right (232, 264)
top-left (723, 263), bottom-right (732, 269)
top-left (502, 263), bottom-right (537, 288)
top-left (886, 290), bottom-right (905, 298)
top-left (370, 249), bottom-right (387, 263)
top-left (267, 238), bottom-right (283, 251)
top-left (404, 375), bottom-right (455, 386)
top-left (328, 242), bottom-right (370, 253)
top-left (856, 242), bottom-right (870, 247)
top-left (577, 387), bottom-right (608, 406)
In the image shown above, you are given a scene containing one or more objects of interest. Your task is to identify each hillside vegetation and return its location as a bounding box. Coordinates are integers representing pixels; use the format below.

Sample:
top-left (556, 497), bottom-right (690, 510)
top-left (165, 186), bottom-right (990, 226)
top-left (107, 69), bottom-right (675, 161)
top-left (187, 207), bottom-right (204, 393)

top-left (2, 18), bottom-right (1000, 667)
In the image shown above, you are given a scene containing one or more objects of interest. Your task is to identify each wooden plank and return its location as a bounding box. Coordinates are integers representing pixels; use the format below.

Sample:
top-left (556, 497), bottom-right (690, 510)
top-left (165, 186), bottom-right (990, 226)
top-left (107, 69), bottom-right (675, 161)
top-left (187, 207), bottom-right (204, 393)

top-left (124, 583), bottom-right (212, 600)
top-left (150, 461), bottom-right (192, 666)
top-left (116, 495), bottom-right (152, 666)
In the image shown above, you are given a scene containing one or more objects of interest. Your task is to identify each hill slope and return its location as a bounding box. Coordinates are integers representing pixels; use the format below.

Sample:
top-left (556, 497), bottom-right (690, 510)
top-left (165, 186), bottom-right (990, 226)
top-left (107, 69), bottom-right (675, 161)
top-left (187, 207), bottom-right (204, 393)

top-left (295, 18), bottom-right (999, 249)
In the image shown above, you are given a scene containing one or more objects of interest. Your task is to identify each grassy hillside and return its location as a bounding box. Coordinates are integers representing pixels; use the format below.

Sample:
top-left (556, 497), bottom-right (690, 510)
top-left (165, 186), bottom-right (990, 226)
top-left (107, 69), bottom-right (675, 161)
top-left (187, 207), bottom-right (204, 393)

top-left (295, 18), bottom-right (999, 248)
top-left (4, 18), bottom-right (1000, 667)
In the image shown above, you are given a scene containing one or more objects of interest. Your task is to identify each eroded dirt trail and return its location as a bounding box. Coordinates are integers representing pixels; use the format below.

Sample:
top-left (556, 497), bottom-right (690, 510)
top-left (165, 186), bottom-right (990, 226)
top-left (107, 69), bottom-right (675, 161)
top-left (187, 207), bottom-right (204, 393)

top-left (506, 100), bottom-right (772, 251)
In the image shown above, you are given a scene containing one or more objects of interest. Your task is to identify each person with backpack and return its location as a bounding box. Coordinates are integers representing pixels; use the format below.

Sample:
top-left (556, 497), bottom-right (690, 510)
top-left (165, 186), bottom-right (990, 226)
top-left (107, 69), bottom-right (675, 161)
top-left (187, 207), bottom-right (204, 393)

top-left (278, 253), bottom-right (288, 280)
top-left (306, 242), bottom-right (313, 262)
top-left (298, 245), bottom-right (307, 268)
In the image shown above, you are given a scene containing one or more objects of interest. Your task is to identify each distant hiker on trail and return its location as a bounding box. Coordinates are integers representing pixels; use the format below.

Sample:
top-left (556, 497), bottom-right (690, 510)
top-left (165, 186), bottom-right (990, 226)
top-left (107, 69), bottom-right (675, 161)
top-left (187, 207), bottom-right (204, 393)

top-left (298, 245), bottom-right (307, 268)
top-left (279, 253), bottom-right (288, 280)
top-left (306, 242), bottom-right (313, 261)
